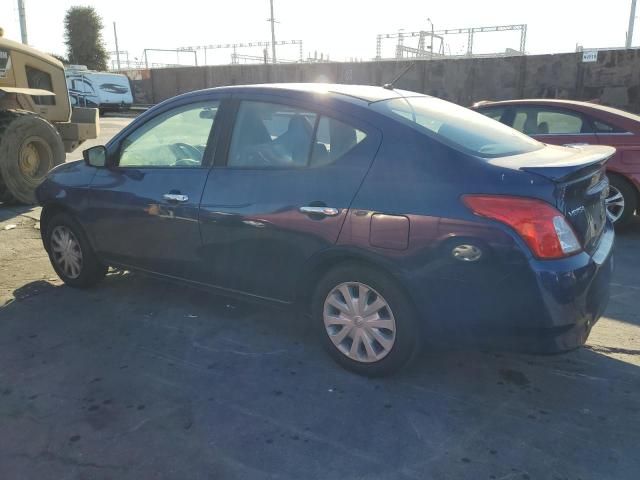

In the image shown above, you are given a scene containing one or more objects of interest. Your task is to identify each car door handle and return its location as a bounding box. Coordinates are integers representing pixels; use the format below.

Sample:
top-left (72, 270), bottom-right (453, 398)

top-left (299, 206), bottom-right (340, 217)
top-left (163, 193), bottom-right (189, 203)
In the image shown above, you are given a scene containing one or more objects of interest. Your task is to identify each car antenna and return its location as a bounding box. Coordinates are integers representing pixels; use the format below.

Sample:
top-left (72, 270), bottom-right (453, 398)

top-left (382, 61), bottom-right (417, 90)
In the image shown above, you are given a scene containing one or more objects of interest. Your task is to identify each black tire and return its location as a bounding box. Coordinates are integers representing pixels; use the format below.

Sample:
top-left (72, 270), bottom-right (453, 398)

top-left (312, 263), bottom-right (422, 376)
top-left (44, 212), bottom-right (107, 288)
top-left (0, 183), bottom-right (16, 204)
top-left (0, 110), bottom-right (65, 204)
top-left (608, 174), bottom-right (637, 227)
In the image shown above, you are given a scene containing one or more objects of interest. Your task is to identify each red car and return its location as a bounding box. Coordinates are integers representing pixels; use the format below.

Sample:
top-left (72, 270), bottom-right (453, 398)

top-left (473, 99), bottom-right (640, 226)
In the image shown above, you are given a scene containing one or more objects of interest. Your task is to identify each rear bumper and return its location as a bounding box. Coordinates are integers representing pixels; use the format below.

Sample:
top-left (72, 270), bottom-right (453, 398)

top-left (524, 224), bottom-right (614, 351)
top-left (408, 224), bottom-right (614, 353)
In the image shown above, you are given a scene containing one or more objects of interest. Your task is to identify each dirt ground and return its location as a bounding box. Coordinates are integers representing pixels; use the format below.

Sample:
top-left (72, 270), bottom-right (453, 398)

top-left (0, 116), bottom-right (639, 479)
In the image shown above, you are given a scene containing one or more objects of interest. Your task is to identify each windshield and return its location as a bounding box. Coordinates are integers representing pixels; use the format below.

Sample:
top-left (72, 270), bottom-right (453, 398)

top-left (372, 96), bottom-right (543, 158)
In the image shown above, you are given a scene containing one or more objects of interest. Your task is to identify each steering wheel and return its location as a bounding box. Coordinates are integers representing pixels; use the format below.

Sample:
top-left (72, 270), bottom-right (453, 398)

top-left (171, 142), bottom-right (203, 162)
top-left (240, 146), bottom-right (274, 167)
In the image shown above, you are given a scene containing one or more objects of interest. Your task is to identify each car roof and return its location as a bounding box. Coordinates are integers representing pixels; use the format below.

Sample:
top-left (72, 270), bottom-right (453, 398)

top-left (188, 83), bottom-right (425, 105)
top-left (475, 98), bottom-right (640, 124)
top-left (476, 98), bottom-right (602, 108)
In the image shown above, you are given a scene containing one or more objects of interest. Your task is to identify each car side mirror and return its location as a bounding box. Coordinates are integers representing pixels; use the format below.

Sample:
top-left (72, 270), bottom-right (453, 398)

top-left (199, 108), bottom-right (217, 119)
top-left (83, 145), bottom-right (107, 168)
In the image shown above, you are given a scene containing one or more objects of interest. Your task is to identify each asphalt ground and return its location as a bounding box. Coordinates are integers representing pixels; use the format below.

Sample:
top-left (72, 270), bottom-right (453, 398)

top-left (0, 115), bottom-right (638, 479)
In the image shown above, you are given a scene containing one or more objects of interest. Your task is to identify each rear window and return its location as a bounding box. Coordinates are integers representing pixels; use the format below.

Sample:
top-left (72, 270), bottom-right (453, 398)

top-left (593, 119), bottom-right (627, 134)
top-left (372, 96), bottom-right (542, 158)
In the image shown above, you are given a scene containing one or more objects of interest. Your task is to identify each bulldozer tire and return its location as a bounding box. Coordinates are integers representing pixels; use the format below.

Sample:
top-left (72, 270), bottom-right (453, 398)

top-left (0, 184), bottom-right (16, 204)
top-left (0, 110), bottom-right (65, 204)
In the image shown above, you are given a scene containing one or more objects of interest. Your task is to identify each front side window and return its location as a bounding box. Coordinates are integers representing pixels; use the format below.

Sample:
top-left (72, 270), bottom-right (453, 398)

top-left (228, 101), bottom-right (367, 168)
top-left (26, 66), bottom-right (55, 106)
top-left (372, 96), bottom-right (542, 158)
top-left (119, 101), bottom-right (219, 168)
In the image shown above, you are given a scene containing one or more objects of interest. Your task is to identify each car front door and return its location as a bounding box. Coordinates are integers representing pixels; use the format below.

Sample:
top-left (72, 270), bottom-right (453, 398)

top-left (198, 96), bottom-right (381, 302)
top-left (87, 97), bottom-right (224, 279)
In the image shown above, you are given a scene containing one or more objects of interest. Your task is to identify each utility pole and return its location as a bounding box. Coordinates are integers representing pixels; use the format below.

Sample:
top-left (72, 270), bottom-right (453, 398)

top-left (268, 0), bottom-right (277, 63)
top-left (113, 22), bottom-right (121, 70)
top-left (17, 0), bottom-right (28, 44)
top-left (427, 18), bottom-right (434, 56)
top-left (627, 0), bottom-right (637, 48)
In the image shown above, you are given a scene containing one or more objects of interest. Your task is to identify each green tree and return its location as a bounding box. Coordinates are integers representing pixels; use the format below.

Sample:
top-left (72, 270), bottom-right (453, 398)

top-left (63, 6), bottom-right (108, 70)
top-left (48, 52), bottom-right (68, 64)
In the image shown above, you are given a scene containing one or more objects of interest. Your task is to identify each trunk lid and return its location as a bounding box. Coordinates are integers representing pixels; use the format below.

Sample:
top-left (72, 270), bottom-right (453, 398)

top-left (490, 144), bottom-right (615, 254)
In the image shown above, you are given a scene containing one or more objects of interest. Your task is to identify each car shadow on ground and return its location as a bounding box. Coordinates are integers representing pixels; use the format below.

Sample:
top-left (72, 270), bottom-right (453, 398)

top-left (0, 204), bottom-right (38, 223)
top-left (1, 269), bottom-right (639, 480)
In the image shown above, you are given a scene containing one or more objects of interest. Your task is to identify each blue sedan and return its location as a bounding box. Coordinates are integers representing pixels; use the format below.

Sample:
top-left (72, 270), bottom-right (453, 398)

top-left (36, 84), bottom-right (614, 376)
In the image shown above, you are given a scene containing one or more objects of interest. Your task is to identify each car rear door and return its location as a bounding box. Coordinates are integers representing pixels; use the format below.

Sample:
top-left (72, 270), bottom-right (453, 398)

top-left (198, 95), bottom-right (381, 302)
top-left (592, 117), bottom-right (639, 168)
top-left (87, 96), bottom-right (225, 278)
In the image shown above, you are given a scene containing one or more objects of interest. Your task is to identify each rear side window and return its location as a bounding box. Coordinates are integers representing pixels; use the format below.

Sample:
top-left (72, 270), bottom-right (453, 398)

top-left (372, 96), bottom-right (541, 158)
top-left (311, 117), bottom-right (367, 167)
top-left (537, 110), bottom-right (587, 134)
top-left (510, 107), bottom-right (591, 135)
top-left (228, 102), bottom-right (316, 167)
top-left (228, 101), bottom-right (366, 168)
top-left (26, 66), bottom-right (55, 106)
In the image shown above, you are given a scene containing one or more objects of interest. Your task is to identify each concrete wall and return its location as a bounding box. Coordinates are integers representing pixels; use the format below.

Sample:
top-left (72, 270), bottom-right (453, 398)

top-left (122, 49), bottom-right (640, 112)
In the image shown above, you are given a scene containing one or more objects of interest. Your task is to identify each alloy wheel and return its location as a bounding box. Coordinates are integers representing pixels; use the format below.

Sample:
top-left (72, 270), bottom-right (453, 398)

top-left (50, 225), bottom-right (83, 279)
top-left (323, 282), bottom-right (396, 363)
top-left (605, 185), bottom-right (625, 223)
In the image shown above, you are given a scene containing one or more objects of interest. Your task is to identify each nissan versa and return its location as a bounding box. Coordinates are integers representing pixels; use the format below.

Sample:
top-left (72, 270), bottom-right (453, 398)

top-left (36, 84), bottom-right (614, 376)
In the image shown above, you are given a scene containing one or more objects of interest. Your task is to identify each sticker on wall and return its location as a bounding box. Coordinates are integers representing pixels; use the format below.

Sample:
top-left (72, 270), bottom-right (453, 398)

top-left (0, 49), bottom-right (11, 78)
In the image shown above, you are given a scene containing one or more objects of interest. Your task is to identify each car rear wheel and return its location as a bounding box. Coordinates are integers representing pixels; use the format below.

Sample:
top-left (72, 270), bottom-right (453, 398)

top-left (45, 213), bottom-right (107, 288)
top-left (606, 175), bottom-right (637, 227)
top-left (312, 264), bottom-right (421, 376)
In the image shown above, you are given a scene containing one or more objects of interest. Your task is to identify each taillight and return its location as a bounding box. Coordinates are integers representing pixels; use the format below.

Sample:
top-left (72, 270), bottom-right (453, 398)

top-left (463, 195), bottom-right (582, 259)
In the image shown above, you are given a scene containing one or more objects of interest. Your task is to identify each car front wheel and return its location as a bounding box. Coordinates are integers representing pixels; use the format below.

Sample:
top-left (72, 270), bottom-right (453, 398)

top-left (312, 264), bottom-right (421, 376)
top-left (45, 213), bottom-right (107, 288)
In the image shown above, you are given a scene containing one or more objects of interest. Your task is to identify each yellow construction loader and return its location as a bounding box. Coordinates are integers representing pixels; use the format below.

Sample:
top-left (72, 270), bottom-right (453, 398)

top-left (0, 28), bottom-right (99, 204)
